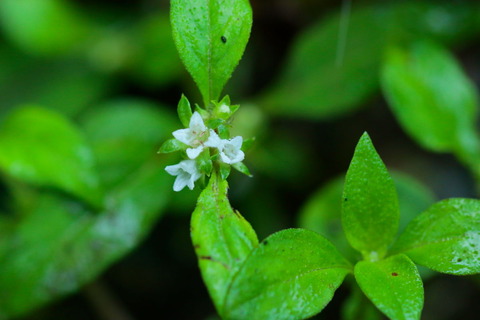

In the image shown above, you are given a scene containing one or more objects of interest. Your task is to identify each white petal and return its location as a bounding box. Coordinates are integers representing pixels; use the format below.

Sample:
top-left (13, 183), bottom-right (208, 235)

top-left (230, 136), bottom-right (243, 148)
top-left (165, 163), bottom-right (181, 175)
top-left (220, 149), bottom-right (244, 164)
top-left (189, 112), bottom-right (207, 131)
top-left (204, 130), bottom-right (223, 149)
top-left (173, 174), bottom-right (189, 191)
top-left (172, 128), bottom-right (193, 145)
top-left (186, 146), bottom-right (204, 159)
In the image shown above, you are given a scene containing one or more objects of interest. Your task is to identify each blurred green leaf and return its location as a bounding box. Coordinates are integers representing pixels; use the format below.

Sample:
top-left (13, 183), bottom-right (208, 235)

top-left (0, 52), bottom-right (110, 118)
top-left (0, 106), bottom-right (101, 206)
top-left (80, 99), bottom-right (177, 187)
top-left (0, 155), bottom-right (171, 318)
top-left (129, 13), bottom-right (183, 87)
top-left (260, 1), bottom-right (480, 120)
top-left (381, 41), bottom-right (480, 179)
top-left (342, 133), bottom-right (399, 259)
top-left (170, 0), bottom-right (252, 105)
top-left (0, 0), bottom-right (90, 55)
top-left (391, 198), bottom-right (480, 275)
top-left (224, 228), bottom-right (351, 320)
top-left (354, 254), bottom-right (423, 320)
top-left (191, 172), bottom-right (258, 315)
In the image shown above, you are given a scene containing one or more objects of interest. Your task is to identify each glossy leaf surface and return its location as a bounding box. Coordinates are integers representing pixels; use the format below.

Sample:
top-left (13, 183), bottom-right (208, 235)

top-left (224, 229), bottom-right (351, 320)
top-left (191, 172), bottom-right (258, 314)
top-left (355, 254), bottom-right (423, 320)
top-left (299, 172), bottom-right (434, 261)
top-left (171, 0), bottom-right (252, 104)
top-left (391, 198), bottom-right (480, 275)
top-left (342, 133), bottom-right (399, 259)
top-left (0, 106), bottom-right (101, 206)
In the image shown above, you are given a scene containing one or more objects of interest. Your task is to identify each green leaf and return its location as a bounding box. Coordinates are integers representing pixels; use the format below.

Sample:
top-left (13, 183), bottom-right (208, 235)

top-left (158, 138), bottom-right (186, 154)
top-left (259, 2), bottom-right (480, 120)
top-left (197, 149), bottom-right (213, 175)
top-left (0, 0), bottom-right (90, 55)
top-left (299, 172), bottom-right (434, 263)
top-left (80, 99), bottom-right (177, 187)
top-left (191, 172), bottom-right (258, 314)
top-left (219, 163), bottom-right (231, 180)
top-left (381, 41), bottom-right (479, 153)
top-left (354, 254), bottom-right (423, 320)
top-left (232, 162), bottom-right (251, 177)
top-left (0, 156), bottom-right (172, 318)
top-left (177, 94), bottom-right (193, 128)
top-left (341, 284), bottom-right (382, 320)
top-left (129, 12), bottom-right (183, 87)
top-left (342, 133), bottom-right (399, 259)
top-left (170, 0), bottom-right (252, 105)
top-left (0, 106), bottom-right (101, 206)
top-left (391, 198), bottom-right (480, 275)
top-left (223, 229), bottom-right (351, 320)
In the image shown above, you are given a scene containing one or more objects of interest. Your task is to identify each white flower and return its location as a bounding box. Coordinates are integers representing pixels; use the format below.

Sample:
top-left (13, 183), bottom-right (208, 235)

top-left (217, 136), bottom-right (245, 164)
top-left (172, 112), bottom-right (221, 159)
top-left (165, 160), bottom-right (202, 191)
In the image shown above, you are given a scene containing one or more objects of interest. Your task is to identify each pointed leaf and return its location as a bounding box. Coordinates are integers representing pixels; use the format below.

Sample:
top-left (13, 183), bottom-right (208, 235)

top-left (170, 0), bottom-right (252, 104)
top-left (0, 106), bottom-right (101, 206)
top-left (391, 198), bottom-right (480, 275)
top-left (232, 162), bottom-right (251, 177)
top-left (177, 94), bottom-right (193, 128)
top-left (355, 254), bottom-right (424, 320)
top-left (342, 133), bottom-right (399, 259)
top-left (158, 138), bottom-right (186, 154)
top-left (224, 229), bottom-right (351, 320)
top-left (191, 172), bottom-right (258, 314)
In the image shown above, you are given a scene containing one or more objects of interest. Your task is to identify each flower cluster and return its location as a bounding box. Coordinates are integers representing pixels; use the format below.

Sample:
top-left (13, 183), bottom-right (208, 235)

top-left (159, 96), bottom-right (250, 192)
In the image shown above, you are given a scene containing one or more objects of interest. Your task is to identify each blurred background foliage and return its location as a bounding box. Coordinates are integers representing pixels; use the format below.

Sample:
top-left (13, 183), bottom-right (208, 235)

top-left (0, 0), bottom-right (479, 319)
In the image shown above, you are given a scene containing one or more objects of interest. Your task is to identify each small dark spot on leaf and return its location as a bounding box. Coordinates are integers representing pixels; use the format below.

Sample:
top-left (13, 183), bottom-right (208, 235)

top-left (391, 272), bottom-right (398, 276)
top-left (219, 215), bottom-right (225, 220)
top-left (344, 197), bottom-right (348, 202)
top-left (221, 36), bottom-right (227, 43)
top-left (263, 240), bottom-right (268, 245)
top-left (200, 255), bottom-right (213, 260)
top-left (193, 244), bottom-right (200, 249)
top-left (457, 258), bottom-right (463, 262)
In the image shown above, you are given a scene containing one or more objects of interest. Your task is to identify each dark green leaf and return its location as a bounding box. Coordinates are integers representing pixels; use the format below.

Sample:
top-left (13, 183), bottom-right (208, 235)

top-left (0, 156), bottom-right (172, 318)
top-left (170, 0), bottom-right (252, 105)
top-left (342, 133), bottom-right (399, 259)
top-left (177, 94), bottom-right (193, 128)
top-left (381, 41), bottom-right (479, 153)
top-left (355, 254), bottom-right (423, 320)
top-left (158, 138), bottom-right (186, 154)
top-left (0, 106), bottom-right (101, 206)
top-left (391, 198), bottom-right (480, 275)
top-left (81, 99), bottom-right (177, 187)
top-left (259, 2), bottom-right (480, 120)
top-left (223, 229), bottom-right (351, 320)
top-left (191, 172), bottom-right (258, 314)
